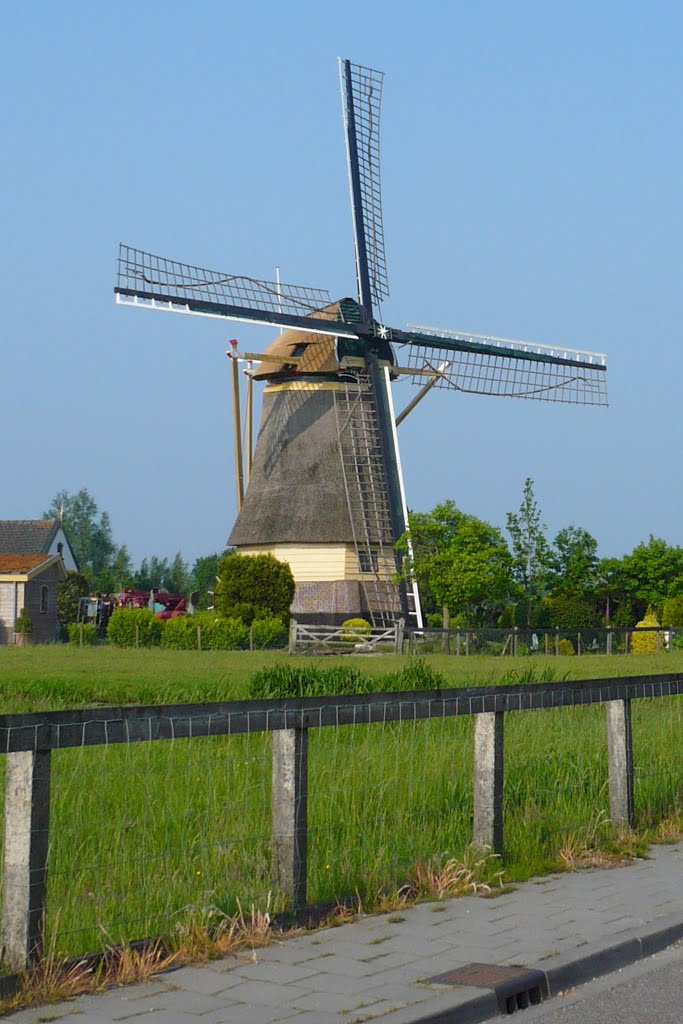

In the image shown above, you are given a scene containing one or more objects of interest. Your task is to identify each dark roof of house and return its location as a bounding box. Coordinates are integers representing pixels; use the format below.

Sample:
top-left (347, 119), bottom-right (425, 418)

top-left (0, 520), bottom-right (61, 555)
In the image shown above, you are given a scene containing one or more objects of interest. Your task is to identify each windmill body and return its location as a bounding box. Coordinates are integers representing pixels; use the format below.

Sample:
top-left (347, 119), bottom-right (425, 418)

top-left (115, 61), bottom-right (608, 628)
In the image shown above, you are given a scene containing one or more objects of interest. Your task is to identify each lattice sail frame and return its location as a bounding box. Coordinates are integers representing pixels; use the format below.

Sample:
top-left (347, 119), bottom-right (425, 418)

top-left (398, 325), bottom-right (608, 406)
top-left (116, 244), bottom-right (334, 321)
top-left (340, 61), bottom-right (389, 309)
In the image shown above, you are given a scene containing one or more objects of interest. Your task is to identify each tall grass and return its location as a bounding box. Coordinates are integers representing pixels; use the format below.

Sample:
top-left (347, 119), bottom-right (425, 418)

top-left (0, 646), bottom-right (681, 957)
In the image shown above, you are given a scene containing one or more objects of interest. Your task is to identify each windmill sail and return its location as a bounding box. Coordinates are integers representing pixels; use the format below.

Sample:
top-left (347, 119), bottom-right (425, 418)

top-left (114, 244), bottom-right (353, 337)
top-left (398, 326), bottom-right (608, 406)
top-left (340, 61), bottom-right (389, 314)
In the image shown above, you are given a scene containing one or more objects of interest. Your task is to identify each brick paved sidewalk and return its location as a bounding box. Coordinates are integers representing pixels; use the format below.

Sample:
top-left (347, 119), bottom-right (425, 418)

top-left (8, 842), bottom-right (683, 1024)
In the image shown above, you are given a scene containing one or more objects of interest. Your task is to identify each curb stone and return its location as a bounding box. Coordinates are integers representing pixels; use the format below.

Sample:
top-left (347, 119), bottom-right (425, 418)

top-left (375, 914), bottom-right (683, 1023)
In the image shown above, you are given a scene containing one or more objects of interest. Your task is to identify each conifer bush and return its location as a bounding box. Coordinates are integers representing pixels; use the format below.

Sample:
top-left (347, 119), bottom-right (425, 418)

top-left (630, 610), bottom-right (660, 655)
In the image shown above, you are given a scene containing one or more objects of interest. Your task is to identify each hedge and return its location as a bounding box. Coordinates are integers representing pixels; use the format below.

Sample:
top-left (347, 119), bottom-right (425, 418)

top-left (67, 622), bottom-right (98, 646)
top-left (107, 608), bottom-right (164, 648)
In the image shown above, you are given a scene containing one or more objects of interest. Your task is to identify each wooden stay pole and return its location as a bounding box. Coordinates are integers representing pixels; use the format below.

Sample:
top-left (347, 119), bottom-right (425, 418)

top-left (245, 366), bottom-right (254, 484)
top-left (228, 343), bottom-right (245, 511)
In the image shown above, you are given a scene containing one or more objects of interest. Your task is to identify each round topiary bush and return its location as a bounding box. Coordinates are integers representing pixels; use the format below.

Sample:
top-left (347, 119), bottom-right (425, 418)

top-left (340, 618), bottom-right (371, 643)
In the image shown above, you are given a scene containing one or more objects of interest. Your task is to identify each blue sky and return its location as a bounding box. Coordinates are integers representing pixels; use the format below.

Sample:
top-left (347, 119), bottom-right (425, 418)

top-left (3, 1), bottom-right (682, 566)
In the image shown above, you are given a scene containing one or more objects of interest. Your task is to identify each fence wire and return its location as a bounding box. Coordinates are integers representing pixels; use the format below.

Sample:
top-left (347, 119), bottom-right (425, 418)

top-left (0, 683), bottom-right (681, 959)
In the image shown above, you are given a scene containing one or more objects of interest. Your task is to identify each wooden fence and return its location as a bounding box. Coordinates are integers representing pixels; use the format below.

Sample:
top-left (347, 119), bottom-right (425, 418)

top-left (289, 619), bottom-right (403, 654)
top-left (2, 672), bottom-right (682, 969)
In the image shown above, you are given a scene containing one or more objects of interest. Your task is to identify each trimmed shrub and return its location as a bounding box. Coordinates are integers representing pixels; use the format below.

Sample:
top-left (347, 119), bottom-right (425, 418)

top-left (194, 612), bottom-right (249, 650)
top-left (545, 593), bottom-right (598, 629)
top-left (67, 622), bottom-right (98, 646)
top-left (251, 615), bottom-right (287, 649)
top-left (340, 618), bottom-right (371, 643)
top-left (107, 608), bottom-right (164, 648)
top-left (214, 553), bottom-right (295, 624)
top-left (631, 611), bottom-right (660, 655)
top-left (14, 609), bottom-right (33, 635)
top-left (558, 638), bottom-right (575, 656)
top-left (161, 615), bottom-right (201, 651)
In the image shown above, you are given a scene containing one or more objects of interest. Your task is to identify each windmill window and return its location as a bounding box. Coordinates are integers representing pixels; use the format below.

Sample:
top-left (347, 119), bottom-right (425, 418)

top-left (358, 551), bottom-right (378, 574)
top-left (40, 585), bottom-right (49, 614)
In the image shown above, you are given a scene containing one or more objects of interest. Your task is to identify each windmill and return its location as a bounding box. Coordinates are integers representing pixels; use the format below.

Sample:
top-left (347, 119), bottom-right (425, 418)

top-left (115, 60), bottom-right (608, 629)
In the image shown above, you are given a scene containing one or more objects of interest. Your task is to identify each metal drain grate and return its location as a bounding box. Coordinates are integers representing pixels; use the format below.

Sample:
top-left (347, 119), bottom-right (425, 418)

top-left (427, 962), bottom-right (548, 1014)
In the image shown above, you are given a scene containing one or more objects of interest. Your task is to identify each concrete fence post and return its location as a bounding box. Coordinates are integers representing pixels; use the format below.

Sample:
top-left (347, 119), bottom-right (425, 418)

top-left (197, 625), bottom-right (202, 652)
top-left (2, 750), bottom-right (51, 968)
top-left (288, 618), bottom-right (298, 655)
top-left (473, 712), bottom-right (504, 856)
top-left (555, 626), bottom-right (560, 657)
top-left (605, 699), bottom-right (634, 831)
top-left (272, 727), bottom-right (308, 908)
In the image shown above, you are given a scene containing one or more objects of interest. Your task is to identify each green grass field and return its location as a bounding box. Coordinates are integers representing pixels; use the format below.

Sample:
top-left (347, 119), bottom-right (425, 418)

top-left (1, 646), bottom-right (682, 958)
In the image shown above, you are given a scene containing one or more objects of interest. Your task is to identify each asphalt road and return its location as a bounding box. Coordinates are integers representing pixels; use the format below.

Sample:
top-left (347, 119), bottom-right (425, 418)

top-left (492, 941), bottom-right (683, 1023)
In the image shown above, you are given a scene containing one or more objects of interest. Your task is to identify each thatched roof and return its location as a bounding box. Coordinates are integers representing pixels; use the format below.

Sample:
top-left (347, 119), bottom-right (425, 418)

top-left (229, 384), bottom-right (356, 545)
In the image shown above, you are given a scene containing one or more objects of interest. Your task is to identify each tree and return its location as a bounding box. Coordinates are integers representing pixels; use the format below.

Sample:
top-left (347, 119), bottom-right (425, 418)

top-left (598, 537), bottom-right (683, 622)
top-left (506, 478), bottom-right (553, 624)
top-left (213, 552), bottom-right (295, 624)
top-left (56, 571), bottom-right (90, 625)
top-left (551, 525), bottom-right (599, 596)
top-left (400, 501), bottom-right (515, 625)
top-left (133, 556), bottom-right (170, 591)
top-left (165, 552), bottom-right (189, 594)
top-left (44, 488), bottom-right (126, 588)
top-left (190, 552), bottom-right (229, 610)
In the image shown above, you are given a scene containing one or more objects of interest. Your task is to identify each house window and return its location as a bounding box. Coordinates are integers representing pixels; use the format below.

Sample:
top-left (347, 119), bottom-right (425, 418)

top-left (40, 585), bottom-right (48, 614)
top-left (57, 542), bottom-right (63, 555)
top-left (358, 550), bottom-right (378, 574)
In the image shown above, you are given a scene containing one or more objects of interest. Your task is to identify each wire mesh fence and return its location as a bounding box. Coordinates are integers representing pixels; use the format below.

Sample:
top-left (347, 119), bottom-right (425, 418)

top-left (1, 676), bottom-right (682, 964)
top-left (406, 626), bottom-right (678, 657)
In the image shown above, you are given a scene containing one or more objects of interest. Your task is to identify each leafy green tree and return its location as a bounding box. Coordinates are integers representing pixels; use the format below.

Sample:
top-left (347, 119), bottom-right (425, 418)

top-left (45, 488), bottom-right (126, 588)
top-left (621, 537), bottom-right (683, 611)
top-left (400, 501), bottom-right (515, 625)
top-left (165, 552), bottom-right (189, 594)
top-left (551, 525), bottom-right (599, 596)
top-left (506, 478), bottom-right (553, 624)
top-left (213, 553), bottom-right (295, 624)
top-left (133, 556), bottom-right (170, 591)
top-left (598, 537), bottom-right (683, 622)
top-left (96, 545), bottom-right (134, 593)
top-left (190, 552), bottom-right (229, 610)
top-left (56, 571), bottom-right (90, 625)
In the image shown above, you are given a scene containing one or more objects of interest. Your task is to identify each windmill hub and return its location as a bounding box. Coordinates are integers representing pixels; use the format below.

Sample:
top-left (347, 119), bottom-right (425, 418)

top-left (115, 59), bottom-right (608, 630)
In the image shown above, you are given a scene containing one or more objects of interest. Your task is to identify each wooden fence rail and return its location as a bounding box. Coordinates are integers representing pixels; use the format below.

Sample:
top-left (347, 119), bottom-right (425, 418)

top-left (2, 672), bottom-right (682, 969)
